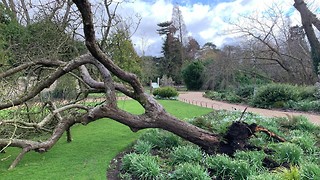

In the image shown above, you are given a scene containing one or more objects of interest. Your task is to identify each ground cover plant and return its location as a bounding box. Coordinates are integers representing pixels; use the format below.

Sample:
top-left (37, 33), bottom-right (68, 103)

top-left (0, 100), bottom-right (212, 179)
top-left (205, 83), bottom-right (320, 112)
top-left (114, 110), bottom-right (320, 179)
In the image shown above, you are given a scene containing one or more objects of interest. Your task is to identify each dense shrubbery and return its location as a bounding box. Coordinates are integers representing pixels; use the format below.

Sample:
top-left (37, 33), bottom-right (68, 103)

top-left (251, 83), bottom-right (299, 108)
top-left (205, 83), bottom-right (320, 112)
top-left (153, 86), bottom-right (179, 99)
top-left (118, 110), bottom-right (320, 179)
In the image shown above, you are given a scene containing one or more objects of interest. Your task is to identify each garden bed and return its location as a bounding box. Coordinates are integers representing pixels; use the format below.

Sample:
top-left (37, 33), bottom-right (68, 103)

top-left (107, 110), bottom-right (320, 179)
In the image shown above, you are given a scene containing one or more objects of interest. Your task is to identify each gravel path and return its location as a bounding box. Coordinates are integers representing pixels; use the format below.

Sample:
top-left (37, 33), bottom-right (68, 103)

top-left (178, 91), bottom-right (320, 126)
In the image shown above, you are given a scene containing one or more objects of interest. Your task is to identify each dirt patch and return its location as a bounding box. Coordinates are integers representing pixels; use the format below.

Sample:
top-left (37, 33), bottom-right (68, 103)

top-left (107, 150), bottom-right (131, 180)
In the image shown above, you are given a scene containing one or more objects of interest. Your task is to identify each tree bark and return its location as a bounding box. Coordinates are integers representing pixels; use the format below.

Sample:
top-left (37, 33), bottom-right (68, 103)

top-left (0, 0), bottom-right (282, 169)
top-left (294, 0), bottom-right (320, 73)
top-left (71, 0), bottom-right (223, 152)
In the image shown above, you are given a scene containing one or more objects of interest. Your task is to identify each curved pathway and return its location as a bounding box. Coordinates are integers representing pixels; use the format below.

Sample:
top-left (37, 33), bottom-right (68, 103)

top-left (178, 91), bottom-right (320, 126)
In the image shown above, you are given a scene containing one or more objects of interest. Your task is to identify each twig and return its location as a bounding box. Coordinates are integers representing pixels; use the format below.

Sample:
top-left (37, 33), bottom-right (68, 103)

top-left (238, 107), bottom-right (248, 121)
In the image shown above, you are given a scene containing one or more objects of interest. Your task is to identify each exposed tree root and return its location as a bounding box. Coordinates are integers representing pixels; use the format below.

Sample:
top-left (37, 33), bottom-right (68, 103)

top-left (218, 121), bottom-right (286, 156)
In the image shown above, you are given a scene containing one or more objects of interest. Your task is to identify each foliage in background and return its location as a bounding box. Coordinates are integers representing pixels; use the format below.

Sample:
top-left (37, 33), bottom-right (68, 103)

top-left (105, 28), bottom-right (142, 77)
top-left (182, 61), bottom-right (204, 90)
top-left (0, 17), bottom-right (85, 68)
top-left (205, 83), bottom-right (320, 112)
top-left (251, 83), bottom-right (299, 108)
top-left (153, 86), bottom-right (179, 99)
top-left (157, 21), bottom-right (185, 84)
top-left (50, 74), bottom-right (79, 100)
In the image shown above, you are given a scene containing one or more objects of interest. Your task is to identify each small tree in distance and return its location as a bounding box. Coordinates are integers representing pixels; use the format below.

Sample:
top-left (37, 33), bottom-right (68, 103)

top-left (182, 61), bottom-right (204, 90)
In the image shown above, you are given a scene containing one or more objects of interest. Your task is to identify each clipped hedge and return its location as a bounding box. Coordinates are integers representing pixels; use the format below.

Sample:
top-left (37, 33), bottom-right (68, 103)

top-left (153, 86), bottom-right (178, 99)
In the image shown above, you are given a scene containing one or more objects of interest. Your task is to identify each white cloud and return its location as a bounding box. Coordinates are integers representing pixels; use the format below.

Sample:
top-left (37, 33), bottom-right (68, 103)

top-left (112, 0), bottom-right (312, 56)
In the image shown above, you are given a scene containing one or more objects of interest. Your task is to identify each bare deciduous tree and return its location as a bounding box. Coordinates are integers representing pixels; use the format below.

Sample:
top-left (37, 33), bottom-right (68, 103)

top-left (229, 3), bottom-right (316, 84)
top-left (294, 0), bottom-right (320, 74)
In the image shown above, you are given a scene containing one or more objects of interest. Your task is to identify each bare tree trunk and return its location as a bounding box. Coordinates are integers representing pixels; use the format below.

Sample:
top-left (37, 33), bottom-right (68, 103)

top-left (294, 0), bottom-right (320, 74)
top-left (20, 0), bottom-right (30, 25)
top-left (0, 0), bottom-right (282, 170)
top-left (8, 0), bottom-right (17, 19)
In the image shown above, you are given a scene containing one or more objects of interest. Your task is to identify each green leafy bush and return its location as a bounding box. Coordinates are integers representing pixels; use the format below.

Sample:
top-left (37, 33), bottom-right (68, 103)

top-left (286, 100), bottom-right (320, 112)
top-left (296, 85), bottom-right (316, 100)
top-left (153, 86), bottom-right (178, 99)
top-left (278, 166), bottom-right (300, 180)
top-left (170, 145), bottom-right (203, 165)
top-left (121, 153), bottom-right (161, 179)
top-left (235, 84), bottom-right (255, 99)
top-left (270, 142), bottom-right (303, 165)
top-left (204, 91), bottom-right (224, 101)
top-left (170, 163), bottom-right (211, 180)
top-left (251, 83), bottom-right (299, 108)
top-left (278, 115), bottom-right (319, 132)
top-left (289, 131), bottom-right (317, 154)
top-left (206, 154), bottom-right (251, 179)
top-left (234, 150), bottom-right (266, 173)
top-left (204, 90), bottom-right (241, 103)
top-left (140, 129), bottom-right (181, 149)
top-left (189, 115), bottom-right (231, 134)
top-left (182, 61), bottom-right (204, 90)
top-left (301, 163), bottom-right (320, 180)
top-left (134, 140), bottom-right (153, 154)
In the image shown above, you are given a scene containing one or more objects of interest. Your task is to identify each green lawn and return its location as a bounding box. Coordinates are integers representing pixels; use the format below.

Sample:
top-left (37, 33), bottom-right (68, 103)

top-left (0, 100), bottom-right (212, 179)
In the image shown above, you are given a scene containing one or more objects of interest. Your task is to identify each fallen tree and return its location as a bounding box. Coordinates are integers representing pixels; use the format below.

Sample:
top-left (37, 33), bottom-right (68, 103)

top-left (0, 0), bottom-right (289, 170)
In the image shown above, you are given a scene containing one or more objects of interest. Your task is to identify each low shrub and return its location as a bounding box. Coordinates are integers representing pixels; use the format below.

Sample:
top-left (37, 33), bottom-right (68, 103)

top-left (170, 145), bottom-right (203, 165)
top-left (189, 112), bottom-right (233, 135)
top-left (134, 140), bottom-right (153, 154)
top-left (234, 150), bottom-right (266, 173)
top-left (121, 153), bottom-right (161, 179)
top-left (289, 131), bottom-right (317, 154)
top-left (300, 163), bottom-right (320, 180)
top-left (251, 83), bottom-right (299, 108)
top-left (139, 129), bottom-right (181, 149)
top-left (296, 85), bottom-right (316, 100)
top-left (153, 86), bottom-right (178, 99)
top-left (235, 84), bottom-right (255, 99)
top-left (269, 142), bottom-right (303, 165)
top-left (206, 154), bottom-right (251, 179)
top-left (286, 100), bottom-right (320, 112)
top-left (170, 163), bottom-right (211, 180)
top-left (224, 91), bottom-right (242, 103)
top-left (204, 90), bottom-right (241, 103)
top-left (278, 115), bottom-right (319, 133)
top-left (204, 91), bottom-right (223, 101)
top-left (277, 166), bottom-right (300, 180)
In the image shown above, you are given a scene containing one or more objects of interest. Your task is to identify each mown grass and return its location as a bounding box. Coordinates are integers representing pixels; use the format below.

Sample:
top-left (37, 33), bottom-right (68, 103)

top-left (0, 100), bottom-right (212, 179)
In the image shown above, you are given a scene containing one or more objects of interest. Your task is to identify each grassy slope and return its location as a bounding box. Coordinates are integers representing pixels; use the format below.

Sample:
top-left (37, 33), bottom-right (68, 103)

top-left (0, 100), bottom-right (212, 179)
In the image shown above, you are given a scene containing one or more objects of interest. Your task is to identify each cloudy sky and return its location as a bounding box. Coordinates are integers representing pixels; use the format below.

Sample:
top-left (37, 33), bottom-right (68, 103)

top-left (112, 0), bottom-right (320, 56)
